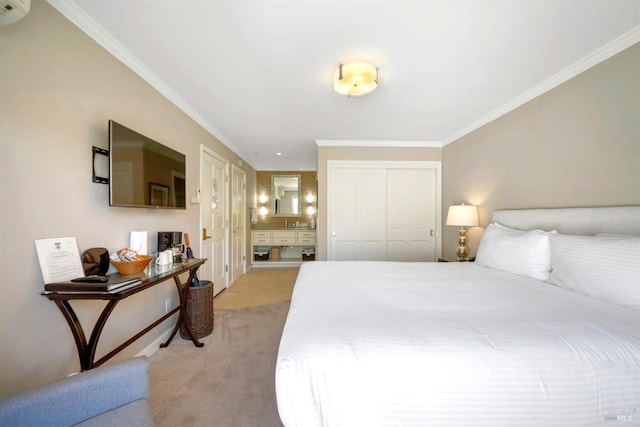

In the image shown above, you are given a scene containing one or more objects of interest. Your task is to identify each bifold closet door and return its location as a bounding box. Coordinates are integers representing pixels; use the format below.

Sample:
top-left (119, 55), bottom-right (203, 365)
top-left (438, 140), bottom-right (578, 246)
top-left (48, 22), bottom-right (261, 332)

top-left (329, 168), bottom-right (387, 261)
top-left (386, 168), bottom-right (437, 262)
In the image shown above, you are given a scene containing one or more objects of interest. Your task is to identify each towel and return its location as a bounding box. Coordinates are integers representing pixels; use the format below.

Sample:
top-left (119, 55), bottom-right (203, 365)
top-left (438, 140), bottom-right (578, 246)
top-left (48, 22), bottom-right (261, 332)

top-left (250, 207), bottom-right (258, 224)
top-left (129, 231), bottom-right (148, 255)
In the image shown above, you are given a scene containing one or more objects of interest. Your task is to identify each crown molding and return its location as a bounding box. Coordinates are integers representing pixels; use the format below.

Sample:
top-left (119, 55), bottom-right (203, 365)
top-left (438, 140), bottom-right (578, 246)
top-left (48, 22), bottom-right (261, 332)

top-left (316, 140), bottom-right (443, 148)
top-left (47, 0), bottom-right (255, 169)
top-left (443, 24), bottom-right (640, 146)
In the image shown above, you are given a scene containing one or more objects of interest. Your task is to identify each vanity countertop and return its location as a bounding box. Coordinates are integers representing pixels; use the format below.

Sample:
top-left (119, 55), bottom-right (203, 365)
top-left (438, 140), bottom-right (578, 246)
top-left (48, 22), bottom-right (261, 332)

top-left (251, 224), bottom-right (315, 230)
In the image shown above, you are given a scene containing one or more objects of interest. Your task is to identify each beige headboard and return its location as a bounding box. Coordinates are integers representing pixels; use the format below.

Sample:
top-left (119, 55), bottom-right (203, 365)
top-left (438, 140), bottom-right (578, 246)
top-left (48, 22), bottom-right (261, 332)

top-left (491, 206), bottom-right (640, 235)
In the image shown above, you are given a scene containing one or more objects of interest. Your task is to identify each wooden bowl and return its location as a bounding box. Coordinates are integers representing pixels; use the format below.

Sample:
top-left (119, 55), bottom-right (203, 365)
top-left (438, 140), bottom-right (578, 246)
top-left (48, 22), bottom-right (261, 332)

top-left (110, 256), bottom-right (153, 275)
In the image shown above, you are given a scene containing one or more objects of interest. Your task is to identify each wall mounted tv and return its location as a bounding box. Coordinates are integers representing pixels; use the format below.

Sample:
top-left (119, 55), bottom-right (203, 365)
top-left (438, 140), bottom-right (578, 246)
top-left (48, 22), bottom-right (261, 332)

top-left (109, 120), bottom-right (186, 209)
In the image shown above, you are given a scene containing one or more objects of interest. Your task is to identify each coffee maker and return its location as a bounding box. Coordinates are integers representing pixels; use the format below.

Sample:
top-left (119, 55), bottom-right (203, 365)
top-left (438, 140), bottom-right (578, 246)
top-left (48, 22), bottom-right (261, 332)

top-left (157, 231), bottom-right (184, 262)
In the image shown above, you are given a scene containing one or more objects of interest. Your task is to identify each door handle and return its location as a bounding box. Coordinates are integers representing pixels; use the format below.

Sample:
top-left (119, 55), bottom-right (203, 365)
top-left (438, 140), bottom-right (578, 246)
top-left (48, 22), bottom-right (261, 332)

top-left (430, 229), bottom-right (434, 237)
top-left (203, 228), bottom-right (212, 240)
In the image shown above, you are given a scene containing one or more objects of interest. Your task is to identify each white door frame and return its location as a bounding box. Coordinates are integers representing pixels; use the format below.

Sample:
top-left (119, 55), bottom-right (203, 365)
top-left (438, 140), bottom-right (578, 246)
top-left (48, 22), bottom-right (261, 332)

top-left (231, 164), bottom-right (247, 283)
top-left (200, 145), bottom-right (230, 291)
top-left (326, 160), bottom-right (442, 261)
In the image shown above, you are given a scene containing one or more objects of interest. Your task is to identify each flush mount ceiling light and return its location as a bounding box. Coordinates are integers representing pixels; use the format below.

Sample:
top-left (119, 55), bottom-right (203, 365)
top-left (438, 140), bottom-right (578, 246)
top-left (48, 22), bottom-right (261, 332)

top-left (334, 62), bottom-right (378, 97)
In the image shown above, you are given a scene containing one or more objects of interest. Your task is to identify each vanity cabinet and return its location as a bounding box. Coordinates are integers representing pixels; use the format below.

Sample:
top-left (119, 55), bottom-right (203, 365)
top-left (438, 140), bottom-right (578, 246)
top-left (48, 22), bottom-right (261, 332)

top-left (296, 231), bottom-right (316, 245)
top-left (251, 231), bottom-right (271, 244)
top-left (251, 229), bottom-right (316, 267)
top-left (271, 230), bottom-right (297, 245)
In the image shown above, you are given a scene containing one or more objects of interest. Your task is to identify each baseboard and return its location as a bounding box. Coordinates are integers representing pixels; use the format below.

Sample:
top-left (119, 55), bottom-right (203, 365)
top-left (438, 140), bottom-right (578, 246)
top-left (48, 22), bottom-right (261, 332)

top-left (136, 327), bottom-right (174, 358)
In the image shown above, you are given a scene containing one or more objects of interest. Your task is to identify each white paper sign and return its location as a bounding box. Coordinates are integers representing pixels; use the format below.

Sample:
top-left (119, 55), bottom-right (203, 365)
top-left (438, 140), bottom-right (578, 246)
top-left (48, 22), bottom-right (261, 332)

top-left (35, 237), bottom-right (85, 284)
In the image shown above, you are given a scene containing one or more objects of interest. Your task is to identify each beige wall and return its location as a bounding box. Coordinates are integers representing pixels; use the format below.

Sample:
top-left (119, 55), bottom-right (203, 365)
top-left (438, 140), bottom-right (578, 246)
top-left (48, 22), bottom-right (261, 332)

top-left (316, 146), bottom-right (442, 259)
top-left (442, 42), bottom-right (640, 259)
top-left (0, 1), bottom-right (255, 395)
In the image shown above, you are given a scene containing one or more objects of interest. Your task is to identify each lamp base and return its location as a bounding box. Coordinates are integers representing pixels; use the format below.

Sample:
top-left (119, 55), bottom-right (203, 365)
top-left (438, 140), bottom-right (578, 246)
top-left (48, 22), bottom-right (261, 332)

top-left (455, 227), bottom-right (469, 261)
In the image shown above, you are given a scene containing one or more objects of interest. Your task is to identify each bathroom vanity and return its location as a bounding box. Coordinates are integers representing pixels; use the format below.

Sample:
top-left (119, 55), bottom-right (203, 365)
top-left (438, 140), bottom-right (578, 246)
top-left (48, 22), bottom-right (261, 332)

top-left (251, 227), bottom-right (316, 267)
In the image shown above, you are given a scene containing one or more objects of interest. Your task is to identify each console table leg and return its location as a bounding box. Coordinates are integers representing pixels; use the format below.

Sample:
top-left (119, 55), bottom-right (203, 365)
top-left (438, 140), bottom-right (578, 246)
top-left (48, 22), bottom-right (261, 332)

top-left (54, 300), bottom-right (90, 370)
top-left (54, 300), bottom-right (119, 370)
top-left (86, 300), bottom-right (119, 368)
top-left (159, 319), bottom-right (181, 348)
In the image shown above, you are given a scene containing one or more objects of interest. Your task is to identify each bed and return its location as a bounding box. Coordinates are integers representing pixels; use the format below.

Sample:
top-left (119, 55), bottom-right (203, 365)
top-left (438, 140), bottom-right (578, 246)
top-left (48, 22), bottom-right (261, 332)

top-left (275, 207), bottom-right (640, 426)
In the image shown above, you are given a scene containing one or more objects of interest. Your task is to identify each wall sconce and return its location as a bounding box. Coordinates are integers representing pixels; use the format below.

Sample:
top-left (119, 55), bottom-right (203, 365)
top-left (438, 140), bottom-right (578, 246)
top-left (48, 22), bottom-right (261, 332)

top-left (445, 204), bottom-right (479, 261)
top-left (305, 193), bottom-right (315, 216)
top-left (258, 193), bottom-right (268, 216)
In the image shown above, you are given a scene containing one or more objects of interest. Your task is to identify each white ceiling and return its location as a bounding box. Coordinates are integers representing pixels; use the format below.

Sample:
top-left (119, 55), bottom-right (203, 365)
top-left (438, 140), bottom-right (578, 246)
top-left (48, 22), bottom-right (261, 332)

top-left (50, 0), bottom-right (640, 171)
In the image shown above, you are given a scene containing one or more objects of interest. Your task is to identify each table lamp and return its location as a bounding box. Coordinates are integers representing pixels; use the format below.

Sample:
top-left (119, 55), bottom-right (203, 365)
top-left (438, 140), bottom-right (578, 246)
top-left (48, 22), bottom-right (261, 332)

top-left (446, 204), bottom-right (479, 261)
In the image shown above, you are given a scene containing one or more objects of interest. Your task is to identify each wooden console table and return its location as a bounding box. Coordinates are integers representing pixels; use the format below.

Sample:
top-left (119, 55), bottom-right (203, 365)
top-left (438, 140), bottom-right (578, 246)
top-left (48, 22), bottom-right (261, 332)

top-left (42, 258), bottom-right (207, 370)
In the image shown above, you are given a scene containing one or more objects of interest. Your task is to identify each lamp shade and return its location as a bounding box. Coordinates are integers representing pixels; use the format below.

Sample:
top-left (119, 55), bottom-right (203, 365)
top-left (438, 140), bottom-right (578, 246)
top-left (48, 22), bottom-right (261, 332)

top-left (446, 204), bottom-right (479, 227)
top-left (334, 62), bottom-right (378, 97)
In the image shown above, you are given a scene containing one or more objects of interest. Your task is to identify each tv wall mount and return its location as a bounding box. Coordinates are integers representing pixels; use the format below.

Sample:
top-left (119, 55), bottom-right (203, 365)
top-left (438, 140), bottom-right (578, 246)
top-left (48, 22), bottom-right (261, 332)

top-left (92, 146), bottom-right (109, 184)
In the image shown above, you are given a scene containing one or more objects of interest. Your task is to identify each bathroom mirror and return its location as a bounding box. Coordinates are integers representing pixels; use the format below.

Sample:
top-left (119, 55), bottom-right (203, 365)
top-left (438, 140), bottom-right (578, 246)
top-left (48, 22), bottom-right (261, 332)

top-left (271, 174), bottom-right (301, 217)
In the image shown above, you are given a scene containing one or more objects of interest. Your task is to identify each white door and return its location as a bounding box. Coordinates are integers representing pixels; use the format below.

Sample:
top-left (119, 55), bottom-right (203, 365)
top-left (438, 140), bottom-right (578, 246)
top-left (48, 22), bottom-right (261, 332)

top-left (201, 148), bottom-right (228, 296)
top-left (329, 167), bottom-right (387, 260)
top-left (231, 165), bottom-right (246, 284)
top-left (327, 160), bottom-right (442, 262)
top-left (386, 168), bottom-right (437, 261)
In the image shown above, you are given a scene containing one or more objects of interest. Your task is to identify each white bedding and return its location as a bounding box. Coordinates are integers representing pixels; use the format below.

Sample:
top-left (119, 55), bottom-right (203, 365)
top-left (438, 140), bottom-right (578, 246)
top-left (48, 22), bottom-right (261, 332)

top-left (276, 261), bottom-right (640, 426)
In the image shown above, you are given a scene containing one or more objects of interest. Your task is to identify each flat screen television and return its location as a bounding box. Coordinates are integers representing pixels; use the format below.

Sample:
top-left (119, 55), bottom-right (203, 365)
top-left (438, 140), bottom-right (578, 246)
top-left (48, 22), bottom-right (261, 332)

top-left (109, 120), bottom-right (186, 209)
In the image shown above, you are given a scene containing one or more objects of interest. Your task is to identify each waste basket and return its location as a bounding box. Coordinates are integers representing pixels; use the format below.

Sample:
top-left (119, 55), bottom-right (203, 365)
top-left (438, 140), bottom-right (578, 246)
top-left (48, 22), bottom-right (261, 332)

top-left (180, 280), bottom-right (214, 339)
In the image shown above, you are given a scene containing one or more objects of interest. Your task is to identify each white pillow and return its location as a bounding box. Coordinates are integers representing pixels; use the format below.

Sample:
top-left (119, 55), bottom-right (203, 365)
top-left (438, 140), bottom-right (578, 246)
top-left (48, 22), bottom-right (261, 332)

top-left (549, 234), bottom-right (640, 310)
top-left (475, 223), bottom-right (555, 281)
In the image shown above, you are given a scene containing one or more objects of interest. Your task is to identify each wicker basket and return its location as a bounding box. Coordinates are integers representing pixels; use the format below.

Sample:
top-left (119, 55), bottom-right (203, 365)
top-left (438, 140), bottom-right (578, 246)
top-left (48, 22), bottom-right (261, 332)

top-left (180, 281), bottom-right (214, 339)
top-left (110, 256), bottom-right (152, 275)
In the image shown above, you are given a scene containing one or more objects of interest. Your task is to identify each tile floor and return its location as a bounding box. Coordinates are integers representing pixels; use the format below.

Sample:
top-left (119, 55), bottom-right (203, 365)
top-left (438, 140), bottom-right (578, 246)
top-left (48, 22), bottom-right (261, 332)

top-left (213, 267), bottom-right (299, 309)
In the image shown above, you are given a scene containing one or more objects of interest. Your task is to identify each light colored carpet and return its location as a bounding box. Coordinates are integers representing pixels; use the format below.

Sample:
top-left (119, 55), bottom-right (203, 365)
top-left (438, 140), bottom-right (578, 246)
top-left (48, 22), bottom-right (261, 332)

top-left (149, 301), bottom-right (290, 427)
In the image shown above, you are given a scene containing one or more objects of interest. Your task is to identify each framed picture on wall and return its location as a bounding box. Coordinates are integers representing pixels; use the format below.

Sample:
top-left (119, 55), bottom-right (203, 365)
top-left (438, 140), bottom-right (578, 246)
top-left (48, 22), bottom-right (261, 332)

top-left (150, 183), bottom-right (169, 207)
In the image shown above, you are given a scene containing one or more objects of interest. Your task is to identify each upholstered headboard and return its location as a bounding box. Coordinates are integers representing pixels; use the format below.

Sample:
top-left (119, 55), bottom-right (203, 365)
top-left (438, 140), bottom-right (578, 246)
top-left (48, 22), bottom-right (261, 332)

top-left (492, 206), bottom-right (640, 235)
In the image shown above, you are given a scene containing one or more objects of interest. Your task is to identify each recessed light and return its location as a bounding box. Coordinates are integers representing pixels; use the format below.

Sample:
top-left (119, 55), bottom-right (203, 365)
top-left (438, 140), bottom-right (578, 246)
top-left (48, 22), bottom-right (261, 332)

top-left (276, 152), bottom-right (282, 156)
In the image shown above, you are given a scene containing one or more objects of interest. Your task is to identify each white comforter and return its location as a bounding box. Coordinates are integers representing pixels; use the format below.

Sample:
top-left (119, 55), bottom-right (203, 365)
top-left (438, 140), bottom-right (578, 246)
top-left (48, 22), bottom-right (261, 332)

top-left (276, 261), bottom-right (640, 426)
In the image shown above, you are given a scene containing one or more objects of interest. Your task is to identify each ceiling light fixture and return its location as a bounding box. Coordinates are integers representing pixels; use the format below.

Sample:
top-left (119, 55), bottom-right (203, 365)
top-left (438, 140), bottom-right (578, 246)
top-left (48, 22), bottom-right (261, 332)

top-left (334, 62), bottom-right (378, 97)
